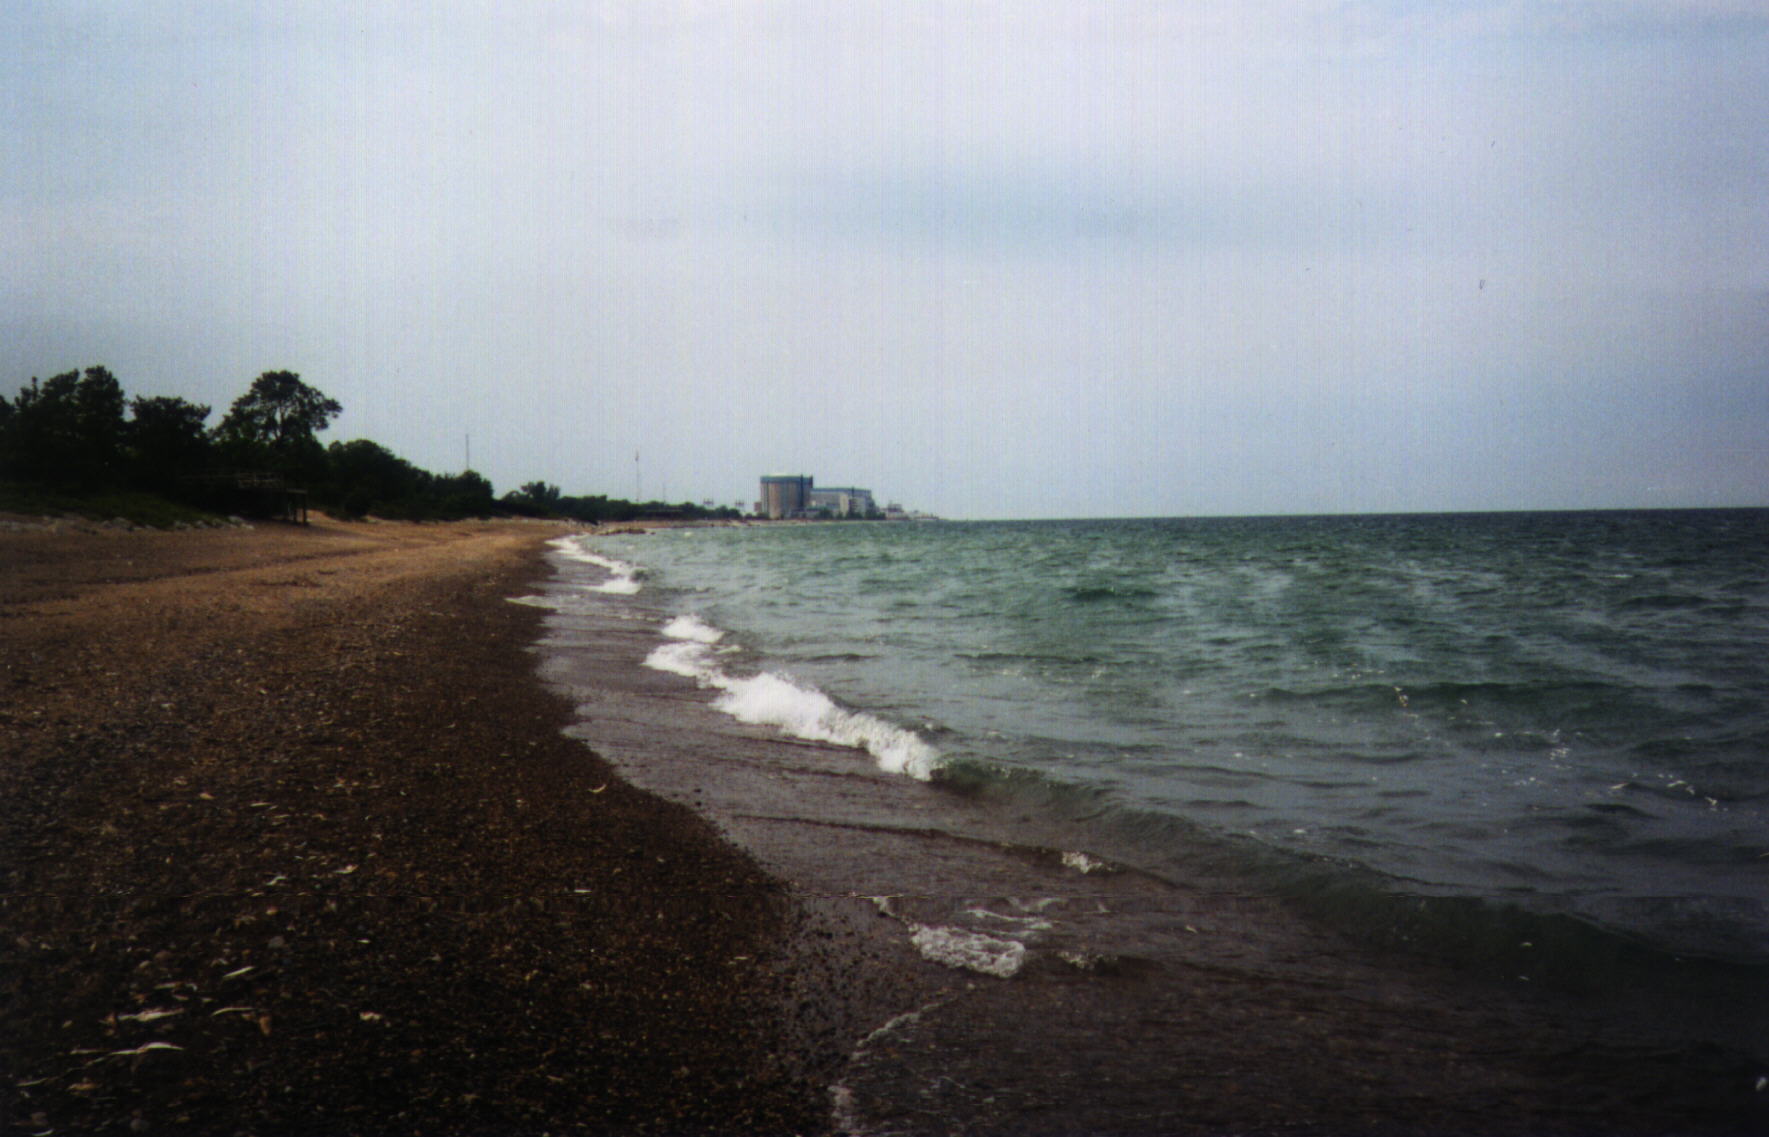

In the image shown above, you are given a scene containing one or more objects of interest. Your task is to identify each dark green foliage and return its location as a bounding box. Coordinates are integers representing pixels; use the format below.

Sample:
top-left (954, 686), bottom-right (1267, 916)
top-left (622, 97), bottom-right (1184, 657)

top-left (127, 395), bottom-right (212, 492)
top-left (546, 495), bottom-right (740, 524)
top-left (4, 360), bottom-right (744, 526)
top-left (500, 481), bottom-right (562, 517)
top-left (215, 370), bottom-right (341, 483)
top-left (0, 367), bottom-right (128, 487)
top-left (322, 441), bottom-right (501, 521)
top-left (431, 469), bottom-right (496, 519)
top-left (324, 439), bottom-right (426, 517)
top-left (557, 494), bottom-right (636, 524)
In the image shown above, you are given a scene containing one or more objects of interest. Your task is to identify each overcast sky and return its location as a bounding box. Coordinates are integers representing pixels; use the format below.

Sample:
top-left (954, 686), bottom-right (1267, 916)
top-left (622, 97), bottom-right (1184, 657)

top-left (5, 1), bottom-right (1767, 519)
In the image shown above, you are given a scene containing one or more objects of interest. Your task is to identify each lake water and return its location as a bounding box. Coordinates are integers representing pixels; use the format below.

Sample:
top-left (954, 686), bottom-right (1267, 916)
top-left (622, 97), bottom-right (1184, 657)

top-left (578, 510), bottom-right (1768, 964)
top-left (523, 510), bottom-right (1769, 1132)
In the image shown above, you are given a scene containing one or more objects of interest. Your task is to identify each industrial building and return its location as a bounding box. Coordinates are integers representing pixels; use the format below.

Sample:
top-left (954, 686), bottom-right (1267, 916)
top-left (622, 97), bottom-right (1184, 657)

top-left (757, 475), bottom-right (879, 519)
top-left (758, 474), bottom-right (812, 519)
top-left (808, 486), bottom-right (877, 518)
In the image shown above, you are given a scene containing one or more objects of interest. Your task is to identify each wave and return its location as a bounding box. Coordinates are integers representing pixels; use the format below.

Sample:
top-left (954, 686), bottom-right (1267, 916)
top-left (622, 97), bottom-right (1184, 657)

top-left (1613, 592), bottom-right (1713, 612)
top-left (1063, 584), bottom-right (1159, 604)
top-left (922, 744), bottom-right (1769, 980)
top-left (956, 650), bottom-right (1107, 666)
top-left (661, 613), bottom-right (723, 643)
top-left (644, 614), bottom-right (941, 780)
top-left (549, 536), bottom-right (642, 594)
top-left (1252, 678), bottom-right (1628, 717)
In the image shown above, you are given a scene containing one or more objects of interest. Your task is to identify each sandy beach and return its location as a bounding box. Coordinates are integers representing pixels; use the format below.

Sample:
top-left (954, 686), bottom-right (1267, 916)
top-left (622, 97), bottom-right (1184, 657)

top-left (4, 516), bottom-right (1763, 1136)
top-left (0, 518), bottom-right (827, 1134)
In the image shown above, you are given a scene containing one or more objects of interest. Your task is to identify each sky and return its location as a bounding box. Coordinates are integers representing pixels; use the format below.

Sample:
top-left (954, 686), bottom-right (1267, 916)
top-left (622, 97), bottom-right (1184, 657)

top-left (4, 1), bottom-right (1767, 520)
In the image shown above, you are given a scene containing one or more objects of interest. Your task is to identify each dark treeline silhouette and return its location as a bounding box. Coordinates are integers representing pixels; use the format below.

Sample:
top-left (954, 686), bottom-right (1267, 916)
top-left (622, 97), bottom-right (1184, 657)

top-left (0, 366), bottom-right (737, 524)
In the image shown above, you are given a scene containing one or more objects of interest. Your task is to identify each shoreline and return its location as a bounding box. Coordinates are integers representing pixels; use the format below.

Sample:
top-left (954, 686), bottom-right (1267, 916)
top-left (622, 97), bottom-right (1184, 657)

top-left (0, 519), bottom-right (828, 1134)
top-left (542, 528), bottom-right (1768, 1137)
top-left (6, 517), bottom-right (1763, 1135)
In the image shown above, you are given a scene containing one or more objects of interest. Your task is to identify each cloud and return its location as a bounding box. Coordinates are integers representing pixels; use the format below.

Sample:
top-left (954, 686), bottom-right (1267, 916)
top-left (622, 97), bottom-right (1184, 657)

top-left (3, 0), bottom-right (1766, 517)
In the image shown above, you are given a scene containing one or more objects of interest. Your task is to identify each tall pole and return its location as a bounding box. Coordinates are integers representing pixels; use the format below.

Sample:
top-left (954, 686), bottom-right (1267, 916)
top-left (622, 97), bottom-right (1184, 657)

top-left (465, 434), bottom-right (472, 472)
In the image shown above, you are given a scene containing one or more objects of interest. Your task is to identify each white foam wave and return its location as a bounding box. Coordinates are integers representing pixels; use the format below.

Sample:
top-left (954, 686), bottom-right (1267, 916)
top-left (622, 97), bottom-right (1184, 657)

top-left (644, 639), bottom-right (717, 680)
top-left (549, 536), bottom-right (642, 594)
top-left (712, 674), bottom-right (939, 778)
top-left (907, 924), bottom-right (1026, 978)
top-left (662, 613), bottom-right (724, 644)
top-left (641, 625), bottom-right (939, 780)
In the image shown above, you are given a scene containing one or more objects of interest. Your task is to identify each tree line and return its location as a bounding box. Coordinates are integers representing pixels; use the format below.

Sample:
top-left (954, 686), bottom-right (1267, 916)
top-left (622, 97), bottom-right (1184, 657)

top-left (0, 366), bottom-right (736, 524)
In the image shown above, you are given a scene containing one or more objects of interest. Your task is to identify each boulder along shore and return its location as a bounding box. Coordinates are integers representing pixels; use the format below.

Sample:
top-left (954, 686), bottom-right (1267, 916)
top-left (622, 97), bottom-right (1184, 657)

top-left (0, 518), bottom-right (831, 1135)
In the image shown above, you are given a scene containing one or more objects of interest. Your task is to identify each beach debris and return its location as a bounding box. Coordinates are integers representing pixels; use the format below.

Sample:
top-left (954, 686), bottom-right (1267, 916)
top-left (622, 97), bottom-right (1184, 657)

top-left (964, 906), bottom-right (1054, 935)
top-left (590, 784), bottom-right (607, 794)
top-left (1011, 896), bottom-right (1060, 912)
top-left (222, 965), bottom-right (254, 981)
top-left (115, 1007), bottom-right (183, 1024)
top-left (1060, 851), bottom-right (1107, 874)
top-left (107, 1042), bottom-right (183, 1058)
top-left (359, 1011), bottom-right (386, 1023)
top-left (1056, 950), bottom-right (1127, 973)
top-left (334, 863), bottom-right (359, 875)
top-left (210, 1006), bottom-right (255, 1017)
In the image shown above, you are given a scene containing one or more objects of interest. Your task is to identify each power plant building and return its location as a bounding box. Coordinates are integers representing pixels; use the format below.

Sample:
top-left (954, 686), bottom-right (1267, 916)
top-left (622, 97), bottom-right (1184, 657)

top-left (808, 486), bottom-right (877, 518)
top-left (758, 474), bottom-right (883, 519)
top-left (759, 474), bottom-right (812, 519)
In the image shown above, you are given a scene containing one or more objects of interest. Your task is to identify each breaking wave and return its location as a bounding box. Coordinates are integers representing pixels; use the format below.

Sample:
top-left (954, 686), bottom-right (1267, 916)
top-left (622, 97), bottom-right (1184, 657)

top-left (645, 613), bottom-right (941, 780)
top-left (548, 536), bottom-right (642, 594)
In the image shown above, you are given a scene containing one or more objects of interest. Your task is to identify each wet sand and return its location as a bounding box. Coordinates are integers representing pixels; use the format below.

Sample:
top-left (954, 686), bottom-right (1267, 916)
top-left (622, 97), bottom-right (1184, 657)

top-left (0, 518), bottom-right (827, 1134)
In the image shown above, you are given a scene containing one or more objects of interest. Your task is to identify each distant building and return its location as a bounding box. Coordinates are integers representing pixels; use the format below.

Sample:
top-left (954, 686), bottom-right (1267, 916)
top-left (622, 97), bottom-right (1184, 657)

top-left (808, 486), bottom-right (877, 518)
top-left (759, 474), bottom-right (813, 519)
top-left (759, 474), bottom-right (907, 520)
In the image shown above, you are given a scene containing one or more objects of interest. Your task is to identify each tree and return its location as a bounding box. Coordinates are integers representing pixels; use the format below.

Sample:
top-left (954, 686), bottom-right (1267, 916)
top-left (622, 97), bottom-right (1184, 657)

top-left (127, 395), bottom-right (212, 492)
top-left (433, 469), bottom-right (495, 518)
top-left (215, 371), bottom-right (341, 481)
top-left (0, 367), bottom-right (127, 486)
top-left (502, 480), bottom-right (562, 516)
top-left (325, 438), bottom-right (427, 517)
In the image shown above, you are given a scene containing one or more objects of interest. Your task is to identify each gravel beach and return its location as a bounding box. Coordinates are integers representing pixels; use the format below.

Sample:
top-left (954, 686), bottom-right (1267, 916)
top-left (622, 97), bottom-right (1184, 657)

top-left (0, 518), bottom-right (828, 1135)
